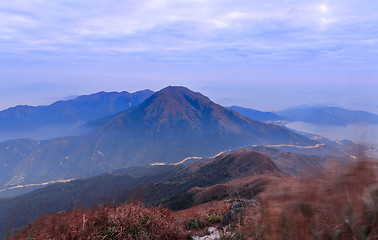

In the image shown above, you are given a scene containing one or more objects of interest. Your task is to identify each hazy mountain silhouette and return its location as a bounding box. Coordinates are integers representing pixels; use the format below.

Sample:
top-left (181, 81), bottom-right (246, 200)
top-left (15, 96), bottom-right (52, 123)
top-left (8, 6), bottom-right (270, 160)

top-left (276, 106), bottom-right (378, 125)
top-left (230, 105), bottom-right (378, 126)
top-left (228, 105), bottom-right (285, 122)
top-left (0, 89), bottom-right (154, 141)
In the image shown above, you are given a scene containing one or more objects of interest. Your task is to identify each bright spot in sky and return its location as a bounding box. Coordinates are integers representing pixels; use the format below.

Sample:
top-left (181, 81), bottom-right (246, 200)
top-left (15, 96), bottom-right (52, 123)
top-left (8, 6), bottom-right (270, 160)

top-left (319, 4), bottom-right (329, 13)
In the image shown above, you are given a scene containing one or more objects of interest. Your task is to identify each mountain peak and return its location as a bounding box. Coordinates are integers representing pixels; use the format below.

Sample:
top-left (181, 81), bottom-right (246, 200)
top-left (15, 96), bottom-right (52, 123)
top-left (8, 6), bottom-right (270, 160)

top-left (151, 86), bottom-right (211, 104)
top-left (159, 85), bottom-right (191, 93)
top-left (128, 86), bottom-right (214, 128)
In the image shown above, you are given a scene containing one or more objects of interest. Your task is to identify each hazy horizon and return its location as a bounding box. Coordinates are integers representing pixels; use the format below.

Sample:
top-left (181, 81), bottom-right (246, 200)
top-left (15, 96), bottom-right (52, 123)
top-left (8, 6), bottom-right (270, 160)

top-left (0, 82), bottom-right (377, 114)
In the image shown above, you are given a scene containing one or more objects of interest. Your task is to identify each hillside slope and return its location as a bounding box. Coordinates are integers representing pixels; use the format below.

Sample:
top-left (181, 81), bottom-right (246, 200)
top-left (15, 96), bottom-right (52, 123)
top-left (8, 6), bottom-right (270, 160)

top-left (0, 148), bottom-right (281, 238)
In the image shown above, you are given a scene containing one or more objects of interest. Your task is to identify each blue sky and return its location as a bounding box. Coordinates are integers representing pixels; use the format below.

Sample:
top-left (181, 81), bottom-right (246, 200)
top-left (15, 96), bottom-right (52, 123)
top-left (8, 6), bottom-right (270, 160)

top-left (0, 0), bottom-right (377, 112)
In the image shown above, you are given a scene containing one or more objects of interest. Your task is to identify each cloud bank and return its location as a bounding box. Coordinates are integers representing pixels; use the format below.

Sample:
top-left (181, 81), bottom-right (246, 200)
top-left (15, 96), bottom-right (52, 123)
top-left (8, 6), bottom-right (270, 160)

top-left (1, 0), bottom-right (377, 66)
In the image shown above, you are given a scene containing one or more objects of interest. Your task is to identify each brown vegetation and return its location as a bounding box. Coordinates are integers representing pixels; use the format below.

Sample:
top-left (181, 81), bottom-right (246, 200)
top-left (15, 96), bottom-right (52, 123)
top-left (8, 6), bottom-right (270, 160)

top-left (14, 203), bottom-right (188, 240)
top-left (14, 201), bottom-right (230, 240)
top-left (188, 173), bottom-right (285, 205)
top-left (175, 201), bottom-right (230, 235)
top-left (249, 160), bottom-right (378, 240)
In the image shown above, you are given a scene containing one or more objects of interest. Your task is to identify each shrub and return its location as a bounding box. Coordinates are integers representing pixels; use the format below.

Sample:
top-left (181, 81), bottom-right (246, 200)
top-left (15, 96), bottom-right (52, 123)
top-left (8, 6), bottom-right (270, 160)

top-left (179, 202), bottom-right (230, 230)
top-left (15, 203), bottom-right (189, 240)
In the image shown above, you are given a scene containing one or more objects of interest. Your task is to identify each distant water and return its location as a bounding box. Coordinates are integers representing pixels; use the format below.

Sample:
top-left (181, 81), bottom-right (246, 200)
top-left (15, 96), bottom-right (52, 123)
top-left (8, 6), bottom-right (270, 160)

top-left (286, 122), bottom-right (378, 156)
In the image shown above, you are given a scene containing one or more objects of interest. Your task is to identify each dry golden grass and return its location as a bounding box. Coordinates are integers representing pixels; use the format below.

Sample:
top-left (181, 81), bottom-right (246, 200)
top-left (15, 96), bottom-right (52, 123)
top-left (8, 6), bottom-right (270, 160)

top-left (13, 201), bottom-right (230, 239)
top-left (14, 203), bottom-right (189, 240)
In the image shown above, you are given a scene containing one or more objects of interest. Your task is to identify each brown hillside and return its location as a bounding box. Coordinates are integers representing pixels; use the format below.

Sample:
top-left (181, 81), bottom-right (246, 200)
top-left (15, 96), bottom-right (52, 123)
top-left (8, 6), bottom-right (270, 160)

top-left (188, 173), bottom-right (287, 206)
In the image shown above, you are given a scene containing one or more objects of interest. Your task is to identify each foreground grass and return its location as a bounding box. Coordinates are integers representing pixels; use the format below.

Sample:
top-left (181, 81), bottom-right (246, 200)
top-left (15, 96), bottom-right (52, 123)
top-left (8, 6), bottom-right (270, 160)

top-left (13, 201), bottom-right (229, 240)
top-left (246, 160), bottom-right (378, 240)
top-left (14, 204), bottom-right (187, 239)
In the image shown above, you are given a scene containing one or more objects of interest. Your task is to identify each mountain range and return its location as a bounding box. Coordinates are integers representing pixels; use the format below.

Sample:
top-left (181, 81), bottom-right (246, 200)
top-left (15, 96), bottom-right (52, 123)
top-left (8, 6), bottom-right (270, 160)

top-left (276, 106), bottom-right (378, 125)
top-left (0, 86), bottom-right (316, 195)
top-left (0, 89), bottom-right (154, 141)
top-left (229, 105), bottom-right (378, 126)
top-left (227, 106), bottom-right (284, 123)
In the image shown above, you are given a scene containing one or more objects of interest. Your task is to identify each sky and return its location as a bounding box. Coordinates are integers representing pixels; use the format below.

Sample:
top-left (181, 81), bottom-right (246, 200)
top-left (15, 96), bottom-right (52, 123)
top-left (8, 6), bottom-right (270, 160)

top-left (0, 0), bottom-right (378, 112)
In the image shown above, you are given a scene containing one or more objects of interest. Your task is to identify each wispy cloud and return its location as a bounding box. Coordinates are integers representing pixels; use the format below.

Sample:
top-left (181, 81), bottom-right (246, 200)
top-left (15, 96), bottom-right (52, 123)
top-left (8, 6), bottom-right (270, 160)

top-left (1, 0), bottom-right (376, 53)
top-left (0, 0), bottom-right (377, 89)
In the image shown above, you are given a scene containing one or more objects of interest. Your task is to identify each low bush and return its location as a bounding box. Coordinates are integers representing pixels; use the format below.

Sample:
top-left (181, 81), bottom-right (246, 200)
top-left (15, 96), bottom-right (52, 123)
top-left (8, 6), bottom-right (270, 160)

top-left (15, 203), bottom-right (189, 240)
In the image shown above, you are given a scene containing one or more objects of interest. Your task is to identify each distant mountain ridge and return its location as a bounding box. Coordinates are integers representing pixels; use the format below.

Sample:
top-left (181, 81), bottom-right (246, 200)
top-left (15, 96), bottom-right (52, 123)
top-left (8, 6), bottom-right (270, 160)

top-left (227, 105), bottom-right (285, 123)
top-left (276, 106), bottom-right (378, 125)
top-left (230, 105), bottom-right (378, 126)
top-left (0, 89), bottom-right (154, 141)
top-left (0, 86), bottom-right (315, 194)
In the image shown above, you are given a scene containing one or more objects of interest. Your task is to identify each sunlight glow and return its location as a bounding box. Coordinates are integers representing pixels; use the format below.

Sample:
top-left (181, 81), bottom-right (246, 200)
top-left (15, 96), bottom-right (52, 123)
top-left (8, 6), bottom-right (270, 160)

top-left (319, 4), bottom-right (329, 13)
